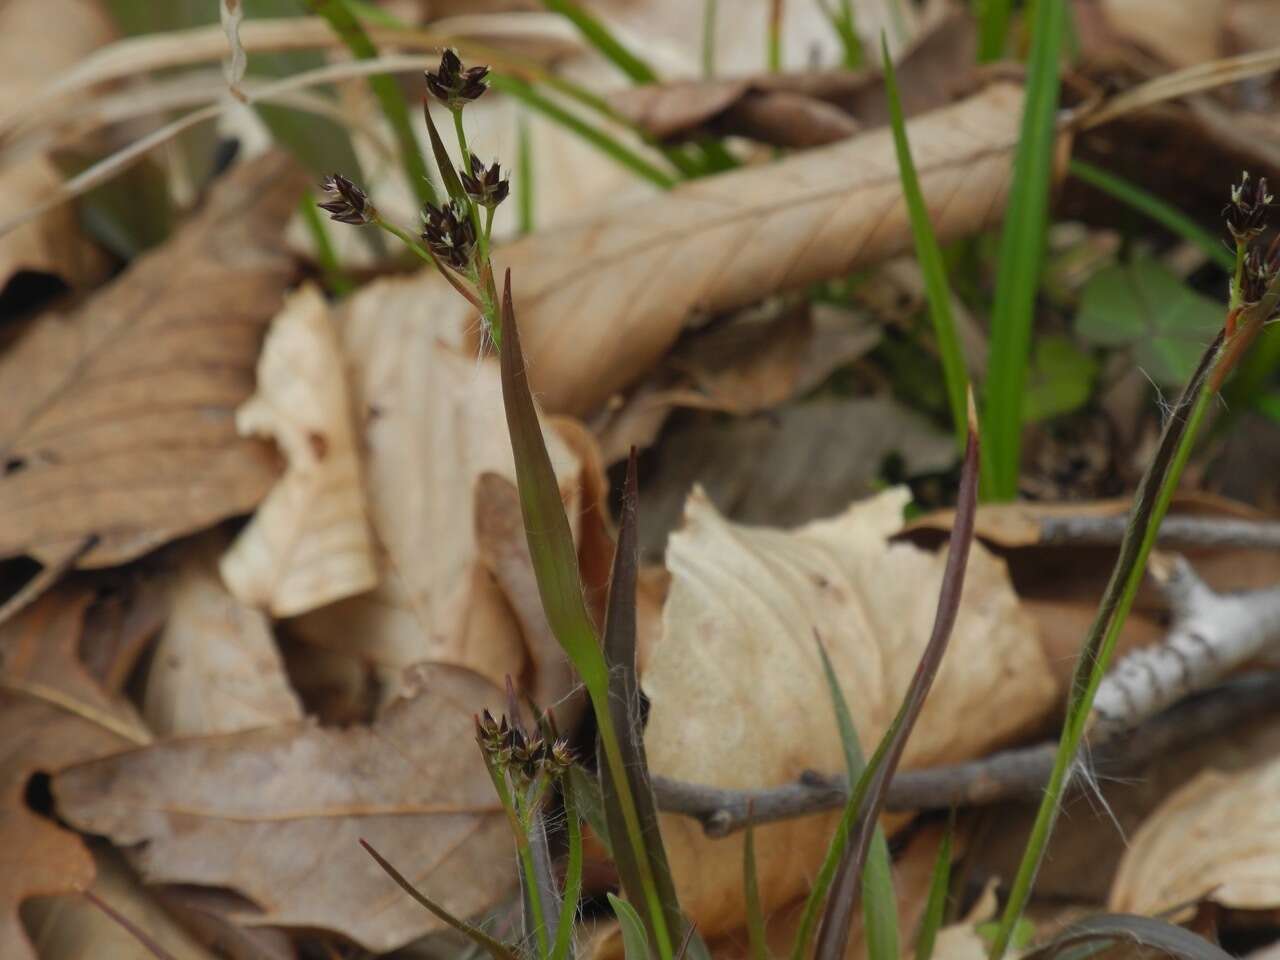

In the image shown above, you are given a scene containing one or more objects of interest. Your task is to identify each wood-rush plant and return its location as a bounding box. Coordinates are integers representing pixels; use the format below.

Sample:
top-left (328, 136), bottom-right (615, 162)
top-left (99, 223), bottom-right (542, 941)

top-left (317, 49), bottom-right (1257, 960)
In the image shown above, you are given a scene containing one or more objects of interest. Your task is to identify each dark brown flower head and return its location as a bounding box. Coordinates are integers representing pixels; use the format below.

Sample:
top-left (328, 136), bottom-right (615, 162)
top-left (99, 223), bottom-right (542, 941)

top-left (425, 49), bottom-right (489, 108)
top-left (1242, 240), bottom-right (1280, 305)
top-left (461, 155), bottom-right (509, 209)
top-left (318, 173), bottom-right (376, 225)
top-left (511, 729), bottom-right (546, 780)
top-left (421, 199), bottom-right (476, 269)
top-left (1226, 171), bottom-right (1273, 241)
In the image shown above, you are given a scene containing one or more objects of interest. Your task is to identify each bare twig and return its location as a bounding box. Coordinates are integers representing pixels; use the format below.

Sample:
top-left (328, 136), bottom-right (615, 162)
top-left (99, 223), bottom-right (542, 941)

top-left (653, 670), bottom-right (1280, 835)
top-left (1037, 513), bottom-right (1280, 550)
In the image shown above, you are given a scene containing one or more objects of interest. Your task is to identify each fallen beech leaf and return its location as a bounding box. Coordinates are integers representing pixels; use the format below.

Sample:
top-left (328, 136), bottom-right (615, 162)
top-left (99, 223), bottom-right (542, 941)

top-left (220, 284), bottom-right (377, 616)
top-left (608, 10), bottom-right (976, 147)
top-left (146, 536), bottom-right (302, 736)
top-left (22, 850), bottom-right (217, 960)
top-left (0, 0), bottom-right (112, 293)
top-left (0, 586), bottom-right (150, 960)
top-left (54, 663), bottom-right (513, 954)
top-left (497, 82), bottom-right (1058, 414)
top-left (637, 397), bottom-right (955, 559)
top-left (1111, 754), bottom-right (1280, 917)
top-left (643, 488), bottom-right (1056, 936)
top-left (0, 152), bottom-right (305, 569)
top-left (289, 274), bottom-right (587, 699)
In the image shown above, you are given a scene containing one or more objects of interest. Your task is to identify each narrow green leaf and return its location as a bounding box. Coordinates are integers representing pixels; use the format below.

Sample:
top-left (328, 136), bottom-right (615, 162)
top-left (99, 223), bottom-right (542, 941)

top-left (814, 401), bottom-right (980, 960)
top-left (1021, 914), bottom-right (1232, 960)
top-left (611, 895), bottom-right (655, 960)
top-left (1069, 160), bottom-right (1234, 271)
top-left (744, 825), bottom-right (770, 960)
top-left (551, 774), bottom-right (585, 960)
top-left (360, 839), bottom-right (519, 960)
top-left (702, 0), bottom-right (719, 77)
top-left (489, 74), bottom-right (677, 190)
top-left (517, 114), bottom-right (535, 235)
top-left (540, 0), bottom-right (658, 84)
top-left (818, 0), bottom-right (864, 68)
top-left (599, 450), bottom-right (697, 960)
top-left (980, 0), bottom-right (1067, 500)
top-left (498, 279), bottom-right (678, 960)
top-left (767, 0), bottom-right (783, 72)
top-left (882, 32), bottom-right (969, 451)
top-left (422, 100), bottom-right (468, 203)
top-left (913, 818), bottom-right (954, 960)
top-left (977, 0), bottom-right (1013, 62)
top-left (298, 191), bottom-right (354, 294)
top-left (304, 0), bottom-right (436, 206)
top-left (987, 322), bottom-right (1233, 960)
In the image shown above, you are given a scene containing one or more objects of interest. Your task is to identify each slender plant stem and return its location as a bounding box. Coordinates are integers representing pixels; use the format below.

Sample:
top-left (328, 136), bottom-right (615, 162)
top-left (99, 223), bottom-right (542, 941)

top-left (702, 0), bottom-right (718, 77)
top-left (298, 192), bottom-right (353, 294)
top-left (374, 218), bottom-right (482, 308)
top-left (986, 336), bottom-right (1223, 960)
top-left (551, 781), bottom-right (583, 960)
top-left (517, 115), bottom-right (534, 235)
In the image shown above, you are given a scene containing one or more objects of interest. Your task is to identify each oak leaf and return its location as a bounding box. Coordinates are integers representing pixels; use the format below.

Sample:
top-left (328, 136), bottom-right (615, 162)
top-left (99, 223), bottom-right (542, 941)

top-left (643, 488), bottom-right (1056, 936)
top-left (0, 152), bottom-right (305, 570)
top-left (220, 283), bottom-right (377, 616)
top-left (54, 663), bottom-right (513, 954)
top-left (0, 586), bottom-right (150, 960)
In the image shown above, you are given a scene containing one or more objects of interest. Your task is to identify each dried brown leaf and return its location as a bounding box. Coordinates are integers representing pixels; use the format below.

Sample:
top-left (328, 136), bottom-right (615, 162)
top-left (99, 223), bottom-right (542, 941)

top-left (0, 585), bottom-right (150, 960)
top-left (1098, 0), bottom-right (1229, 67)
top-left (145, 536), bottom-right (302, 737)
top-left (220, 284), bottom-right (377, 617)
top-left (289, 274), bottom-right (588, 701)
top-left (1111, 753), bottom-right (1280, 918)
top-left (54, 663), bottom-right (513, 954)
top-left (496, 82), bottom-right (1060, 415)
top-left (0, 152), bottom-right (305, 570)
top-left (643, 489), bottom-right (1056, 937)
top-left (0, 0), bottom-right (112, 292)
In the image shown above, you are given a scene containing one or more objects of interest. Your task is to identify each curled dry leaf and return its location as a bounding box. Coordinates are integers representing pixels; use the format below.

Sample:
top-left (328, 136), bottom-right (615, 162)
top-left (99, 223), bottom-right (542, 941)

top-left (0, 152), bottom-right (305, 571)
top-left (0, 586), bottom-right (150, 960)
top-left (497, 82), bottom-right (1061, 415)
top-left (0, 0), bottom-right (112, 292)
top-left (146, 535), bottom-right (302, 737)
top-left (643, 488), bottom-right (1056, 937)
top-left (220, 284), bottom-right (377, 617)
top-left (289, 274), bottom-right (588, 701)
top-left (1111, 753), bottom-right (1280, 918)
top-left (54, 663), bottom-right (513, 954)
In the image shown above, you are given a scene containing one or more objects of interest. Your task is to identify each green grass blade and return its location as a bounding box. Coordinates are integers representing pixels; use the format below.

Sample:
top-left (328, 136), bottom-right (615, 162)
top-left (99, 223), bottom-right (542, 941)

top-left (980, 0), bottom-right (1067, 500)
top-left (540, 0), bottom-right (658, 83)
top-left (814, 402), bottom-right (979, 960)
top-left (789, 641), bottom-right (898, 960)
top-left (517, 114), bottom-right (535, 235)
top-left (986, 323), bottom-right (1238, 959)
top-left (744, 825), bottom-right (770, 960)
top-left (304, 0), bottom-right (436, 206)
top-left (977, 0), bottom-right (1013, 62)
top-left (882, 33), bottom-right (970, 451)
top-left (298, 192), bottom-right (354, 294)
top-left (818, 0), bottom-right (865, 68)
top-left (1069, 159), bottom-right (1233, 271)
top-left (551, 775), bottom-right (585, 960)
top-left (913, 817), bottom-right (954, 960)
top-left (489, 74), bottom-right (677, 189)
top-left (767, 0), bottom-right (783, 72)
top-left (568, 763), bottom-right (611, 856)
top-left (610, 895), bottom-right (655, 960)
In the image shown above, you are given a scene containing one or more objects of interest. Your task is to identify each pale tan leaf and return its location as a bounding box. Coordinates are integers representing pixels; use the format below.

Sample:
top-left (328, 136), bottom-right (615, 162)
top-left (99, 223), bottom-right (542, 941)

top-left (289, 274), bottom-right (585, 700)
top-left (0, 153), bottom-right (304, 569)
top-left (495, 82), bottom-right (1058, 414)
top-left (1099, 0), bottom-right (1228, 67)
top-left (643, 488), bottom-right (1056, 937)
top-left (146, 536), bottom-right (302, 737)
top-left (220, 284), bottom-right (377, 617)
top-left (0, 586), bottom-right (149, 960)
top-left (23, 850), bottom-right (217, 960)
top-left (0, 0), bottom-right (112, 291)
top-left (54, 663), bottom-right (513, 954)
top-left (1111, 754), bottom-right (1280, 917)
